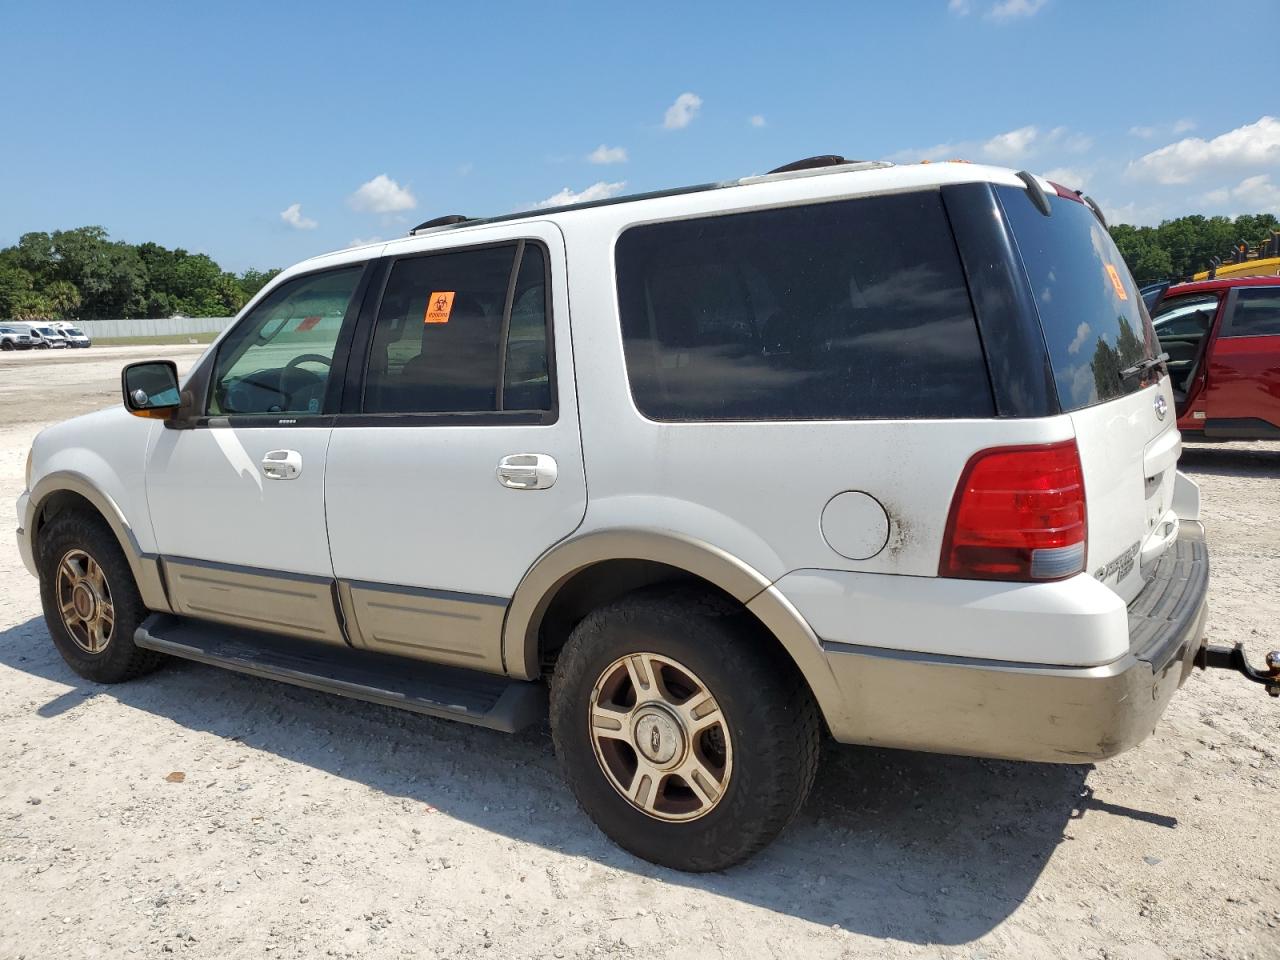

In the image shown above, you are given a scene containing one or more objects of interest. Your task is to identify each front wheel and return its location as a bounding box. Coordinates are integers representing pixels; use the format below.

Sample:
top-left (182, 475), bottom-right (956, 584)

top-left (550, 591), bottom-right (820, 871)
top-left (0, 340), bottom-right (13, 351)
top-left (37, 511), bottom-right (164, 683)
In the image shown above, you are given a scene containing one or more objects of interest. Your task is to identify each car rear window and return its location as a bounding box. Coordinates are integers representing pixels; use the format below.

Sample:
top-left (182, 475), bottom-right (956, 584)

top-left (614, 190), bottom-right (994, 421)
top-left (996, 185), bottom-right (1158, 412)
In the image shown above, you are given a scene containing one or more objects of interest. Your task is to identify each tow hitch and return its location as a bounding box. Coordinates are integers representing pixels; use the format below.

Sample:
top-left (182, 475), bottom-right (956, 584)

top-left (1196, 644), bottom-right (1280, 697)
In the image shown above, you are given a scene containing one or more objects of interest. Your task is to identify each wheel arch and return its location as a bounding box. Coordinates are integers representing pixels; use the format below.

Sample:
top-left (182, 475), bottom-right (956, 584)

top-left (27, 472), bottom-right (171, 613)
top-left (502, 528), bottom-right (847, 732)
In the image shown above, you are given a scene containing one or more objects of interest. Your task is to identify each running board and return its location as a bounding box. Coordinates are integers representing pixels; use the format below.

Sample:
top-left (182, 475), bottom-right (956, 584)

top-left (134, 614), bottom-right (546, 732)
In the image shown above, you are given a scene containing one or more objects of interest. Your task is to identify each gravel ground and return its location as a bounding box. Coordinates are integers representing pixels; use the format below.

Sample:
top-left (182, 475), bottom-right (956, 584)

top-left (1, 346), bottom-right (1277, 960)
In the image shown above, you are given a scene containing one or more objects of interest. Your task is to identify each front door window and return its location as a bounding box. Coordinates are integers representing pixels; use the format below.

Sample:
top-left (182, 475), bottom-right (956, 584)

top-left (210, 267), bottom-right (363, 415)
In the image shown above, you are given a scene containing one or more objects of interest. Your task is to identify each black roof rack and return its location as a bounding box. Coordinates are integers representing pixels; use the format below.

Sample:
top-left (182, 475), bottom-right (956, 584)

top-left (767, 155), bottom-right (852, 174)
top-left (410, 214), bottom-right (473, 232)
top-left (405, 157), bottom-right (891, 237)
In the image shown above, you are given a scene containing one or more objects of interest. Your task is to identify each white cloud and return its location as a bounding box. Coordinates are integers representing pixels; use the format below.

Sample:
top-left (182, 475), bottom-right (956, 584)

top-left (1127, 116), bottom-right (1280, 184)
top-left (1098, 198), bottom-right (1166, 228)
top-left (948, 0), bottom-right (972, 14)
top-left (1041, 167), bottom-right (1089, 191)
top-left (1130, 118), bottom-right (1196, 139)
top-left (348, 174), bottom-right (417, 213)
top-left (987, 0), bottom-right (1047, 18)
top-left (1197, 174), bottom-right (1280, 215)
top-left (982, 125), bottom-right (1039, 161)
top-left (885, 140), bottom-right (961, 163)
top-left (347, 236), bottom-right (383, 248)
top-left (587, 144), bottom-right (628, 164)
top-left (1045, 126), bottom-right (1093, 153)
top-left (279, 203), bottom-right (317, 230)
top-left (663, 92), bottom-right (703, 130)
top-left (749, 114), bottom-right (766, 128)
top-left (889, 124), bottom-right (1090, 165)
top-left (537, 180), bottom-right (627, 208)
top-left (1067, 321), bottom-right (1091, 355)
top-left (457, 162), bottom-right (474, 176)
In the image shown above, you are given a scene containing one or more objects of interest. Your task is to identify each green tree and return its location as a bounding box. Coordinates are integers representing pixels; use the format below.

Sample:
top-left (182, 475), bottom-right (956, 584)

top-left (44, 280), bottom-right (82, 318)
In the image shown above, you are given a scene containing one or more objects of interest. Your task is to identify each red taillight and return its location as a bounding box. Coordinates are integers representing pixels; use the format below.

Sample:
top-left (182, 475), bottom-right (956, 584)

top-left (940, 441), bottom-right (1087, 582)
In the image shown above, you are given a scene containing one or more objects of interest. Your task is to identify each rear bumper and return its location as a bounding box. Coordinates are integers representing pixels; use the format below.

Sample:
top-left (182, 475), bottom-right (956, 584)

top-left (809, 523), bottom-right (1210, 762)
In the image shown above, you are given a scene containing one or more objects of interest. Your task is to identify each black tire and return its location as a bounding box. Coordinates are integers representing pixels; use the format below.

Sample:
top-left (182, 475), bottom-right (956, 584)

top-left (550, 590), bottom-right (820, 871)
top-left (37, 510), bottom-right (164, 683)
top-left (0, 340), bottom-right (13, 351)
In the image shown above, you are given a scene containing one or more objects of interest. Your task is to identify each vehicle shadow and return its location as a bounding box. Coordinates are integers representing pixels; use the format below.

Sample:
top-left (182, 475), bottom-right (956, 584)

top-left (0, 615), bottom-right (1161, 945)
top-left (1179, 442), bottom-right (1280, 479)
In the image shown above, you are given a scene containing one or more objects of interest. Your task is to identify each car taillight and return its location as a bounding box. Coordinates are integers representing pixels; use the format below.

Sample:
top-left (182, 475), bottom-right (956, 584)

top-left (940, 440), bottom-right (1086, 582)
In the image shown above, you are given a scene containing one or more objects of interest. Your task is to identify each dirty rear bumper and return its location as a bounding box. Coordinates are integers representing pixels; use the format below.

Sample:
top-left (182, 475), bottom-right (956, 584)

top-left (820, 523), bottom-right (1209, 763)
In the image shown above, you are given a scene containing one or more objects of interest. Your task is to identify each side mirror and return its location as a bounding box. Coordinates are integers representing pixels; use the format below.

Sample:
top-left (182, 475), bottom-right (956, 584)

top-left (122, 360), bottom-right (181, 419)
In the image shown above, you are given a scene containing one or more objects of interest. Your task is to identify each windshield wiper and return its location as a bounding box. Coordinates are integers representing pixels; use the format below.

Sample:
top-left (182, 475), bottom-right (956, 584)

top-left (1121, 352), bottom-right (1169, 381)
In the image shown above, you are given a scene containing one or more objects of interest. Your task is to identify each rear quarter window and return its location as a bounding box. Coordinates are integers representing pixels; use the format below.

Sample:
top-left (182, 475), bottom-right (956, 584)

top-left (614, 190), bottom-right (994, 421)
top-left (997, 185), bottom-right (1158, 412)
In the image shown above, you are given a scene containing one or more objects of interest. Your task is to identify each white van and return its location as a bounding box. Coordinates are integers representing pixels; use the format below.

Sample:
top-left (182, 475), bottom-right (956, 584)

top-left (50, 323), bottom-right (92, 348)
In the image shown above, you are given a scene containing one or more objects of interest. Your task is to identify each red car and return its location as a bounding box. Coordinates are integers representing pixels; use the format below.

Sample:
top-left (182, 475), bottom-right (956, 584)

top-left (1150, 276), bottom-right (1280, 439)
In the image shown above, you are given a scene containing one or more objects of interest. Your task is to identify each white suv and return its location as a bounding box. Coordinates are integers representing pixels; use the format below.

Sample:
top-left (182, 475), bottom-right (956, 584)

top-left (16, 158), bottom-right (1210, 871)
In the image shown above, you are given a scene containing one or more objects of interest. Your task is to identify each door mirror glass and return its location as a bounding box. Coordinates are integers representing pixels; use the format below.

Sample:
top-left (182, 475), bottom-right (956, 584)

top-left (122, 360), bottom-right (181, 418)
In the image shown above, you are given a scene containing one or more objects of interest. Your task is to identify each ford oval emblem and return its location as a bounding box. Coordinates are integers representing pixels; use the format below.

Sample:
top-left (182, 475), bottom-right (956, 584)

top-left (1154, 394), bottom-right (1168, 421)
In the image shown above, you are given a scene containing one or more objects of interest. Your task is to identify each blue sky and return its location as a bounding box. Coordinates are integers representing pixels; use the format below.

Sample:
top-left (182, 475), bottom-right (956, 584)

top-left (2, 0), bottom-right (1277, 273)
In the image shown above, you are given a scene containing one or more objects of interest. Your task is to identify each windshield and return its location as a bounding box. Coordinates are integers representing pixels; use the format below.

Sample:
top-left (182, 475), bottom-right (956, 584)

top-left (997, 185), bottom-right (1158, 412)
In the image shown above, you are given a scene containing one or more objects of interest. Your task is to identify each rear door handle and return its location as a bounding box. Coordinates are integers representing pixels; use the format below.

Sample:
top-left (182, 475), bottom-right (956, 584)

top-left (261, 449), bottom-right (302, 480)
top-left (496, 453), bottom-right (557, 490)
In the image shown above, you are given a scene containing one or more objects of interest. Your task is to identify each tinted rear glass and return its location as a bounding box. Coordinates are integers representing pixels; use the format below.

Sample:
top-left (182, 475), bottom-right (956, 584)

top-left (615, 190), bottom-right (994, 421)
top-left (997, 186), bottom-right (1157, 412)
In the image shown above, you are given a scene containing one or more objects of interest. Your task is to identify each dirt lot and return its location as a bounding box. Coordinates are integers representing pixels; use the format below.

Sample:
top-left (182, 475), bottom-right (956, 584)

top-left (1, 346), bottom-right (1277, 960)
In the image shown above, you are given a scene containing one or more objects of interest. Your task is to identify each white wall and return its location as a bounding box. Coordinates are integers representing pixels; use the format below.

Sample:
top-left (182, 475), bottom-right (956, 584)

top-left (77, 316), bottom-right (234, 339)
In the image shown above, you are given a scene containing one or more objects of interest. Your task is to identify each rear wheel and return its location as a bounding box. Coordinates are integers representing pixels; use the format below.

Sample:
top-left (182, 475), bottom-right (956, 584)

top-left (550, 591), bottom-right (820, 871)
top-left (38, 510), bottom-right (164, 683)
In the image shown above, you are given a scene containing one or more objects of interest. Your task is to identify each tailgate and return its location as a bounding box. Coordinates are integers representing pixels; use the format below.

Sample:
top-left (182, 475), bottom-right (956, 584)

top-left (996, 180), bottom-right (1178, 602)
top-left (1071, 377), bottom-right (1180, 603)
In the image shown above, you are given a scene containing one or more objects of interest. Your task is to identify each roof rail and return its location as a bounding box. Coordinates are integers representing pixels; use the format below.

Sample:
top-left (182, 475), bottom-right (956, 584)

top-left (410, 214), bottom-right (472, 235)
top-left (767, 155), bottom-right (852, 174)
top-left (402, 157), bottom-right (894, 237)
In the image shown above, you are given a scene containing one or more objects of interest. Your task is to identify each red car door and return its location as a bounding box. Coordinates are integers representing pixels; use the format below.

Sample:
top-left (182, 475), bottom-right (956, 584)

top-left (1203, 285), bottom-right (1280, 438)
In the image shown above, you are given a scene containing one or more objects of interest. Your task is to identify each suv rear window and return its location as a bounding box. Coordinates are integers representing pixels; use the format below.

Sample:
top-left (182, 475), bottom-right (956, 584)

top-left (615, 191), bottom-right (994, 421)
top-left (997, 186), bottom-right (1158, 412)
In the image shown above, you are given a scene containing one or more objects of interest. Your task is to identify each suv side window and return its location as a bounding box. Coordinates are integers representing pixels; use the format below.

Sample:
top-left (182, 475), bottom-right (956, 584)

top-left (210, 266), bottom-right (364, 415)
top-left (1225, 287), bottom-right (1280, 337)
top-left (363, 242), bottom-right (552, 414)
top-left (614, 190), bottom-right (994, 421)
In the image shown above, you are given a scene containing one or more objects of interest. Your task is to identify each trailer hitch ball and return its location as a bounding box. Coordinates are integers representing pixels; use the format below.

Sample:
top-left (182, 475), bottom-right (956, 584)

top-left (1196, 643), bottom-right (1280, 697)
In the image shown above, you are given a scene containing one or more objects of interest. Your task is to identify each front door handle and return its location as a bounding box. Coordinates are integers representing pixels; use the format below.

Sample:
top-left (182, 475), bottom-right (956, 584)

top-left (496, 453), bottom-right (557, 490)
top-left (262, 449), bottom-right (302, 480)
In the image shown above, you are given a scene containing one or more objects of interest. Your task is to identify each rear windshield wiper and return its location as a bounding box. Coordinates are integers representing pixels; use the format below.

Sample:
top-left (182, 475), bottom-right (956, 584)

top-left (1121, 352), bottom-right (1169, 381)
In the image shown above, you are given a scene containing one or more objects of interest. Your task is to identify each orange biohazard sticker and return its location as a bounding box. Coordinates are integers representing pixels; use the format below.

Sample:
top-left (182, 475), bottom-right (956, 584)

top-left (1104, 264), bottom-right (1129, 301)
top-left (424, 291), bottom-right (456, 324)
